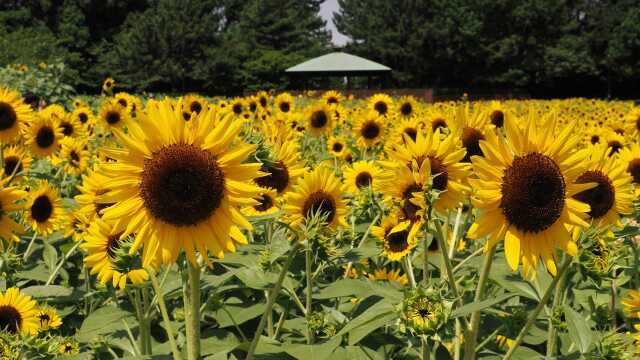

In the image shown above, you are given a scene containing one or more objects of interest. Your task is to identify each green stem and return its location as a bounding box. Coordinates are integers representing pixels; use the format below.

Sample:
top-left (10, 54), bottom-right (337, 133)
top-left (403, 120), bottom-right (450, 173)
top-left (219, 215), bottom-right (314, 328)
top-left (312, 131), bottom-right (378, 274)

top-left (464, 246), bottom-right (496, 360)
top-left (503, 258), bottom-right (573, 360)
top-left (546, 254), bottom-right (568, 359)
top-left (247, 243), bottom-right (302, 360)
top-left (185, 261), bottom-right (201, 360)
top-left (475, 325), bottom-right (504, 352)
top-left (22, 232), bottom-right (38, 262)
top-left (422, 336), bottom-right (431, 360)
top-left (452, 248), bottom-right (484, 274)
top-left (422, 236), bottom-right (429, 287)
top-left (403, 255), bottom-right (417, 289)
top-left (145, 265), bottom-right (172, 318)
top-left (343, 214), bottom-right (380, 279)
top-left (305, 243), bottom-right (314, 345)
top-left (122, 318), bottom-right (141, 356)
top-left (147, 267), bottom-right (180, 360)
top-left (223, 306), bottom-right (249, 343)
top-left (134, 289), bottom-right (151, 355)
top-left (273, 306), bottom-right (291, 340)
top-left (45, 240), bottom-right (81, 285)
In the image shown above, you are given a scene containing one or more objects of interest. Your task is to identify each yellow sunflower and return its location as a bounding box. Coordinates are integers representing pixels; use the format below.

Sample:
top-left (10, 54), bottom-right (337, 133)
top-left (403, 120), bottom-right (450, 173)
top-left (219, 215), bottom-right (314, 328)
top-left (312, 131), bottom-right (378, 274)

top-left (24, 181), bottom-right (63, 235)
top-left (391, 117), bottom-right (422, 145)
top-left (304, 103), bottom-right (335, 137)
top-left (385, 159), bottom-right (431, 223)
top-left (59, 138), bottom-right (90, 175)
top-left (0, 287), bottom-right (39, 335)
top-left (275, 93), bottom-right (295, 114)
top-left (372, 214), bottom-right (421, 261)
top-left (58, 338), bottom-right (79, 356)
top-left (604, 131), bottom-right (626, 157)
top-left (625, 107), bottom-right (640, 139)
top-left (385, 128), bottom-right (471, 214)
top-left (81, 218), bottom-right (151, 289)
top-left (368, 93), bottom-right (394, 117)
top-left (102, 77), bottom-right (115, 91)
top-left (368, 267), bottom-right (408, 286)
top-left (467, 116), bottom-right (593, 278)
top-left (71, 106), bottom-right (95, 128)
top-left (352, 110), bottom-right (385, 148)
top-left (24, 114), bottom-right (64, 157)
top-left (327, 136), bottom-right (347, 158)
top-left (619, 142), bottom-right (640, 196)
top-left (0, 86), bottom-right (33, 143)
top-left (256, 91), bottom-right (270, 110)
top-left (59, 112), bottom-right (86, 139)
top-left (571, 144), bottom-right (634, 230)
top-left (63, 212), bottom-right (89, 242)
top-left (321, 90), bottom-right (345, 106)
top-left (452, 103), bottom-right (490, 162)
top-left (98, 100), bottom-right (131, 130)
top-left (622, 289), bottom-right (640, 319)
top-left (243, 187), bottom-right (280, 217)
top-left (36, 307), bottom-right (62, 330)
top-left (1, 144), bottom-right (32, 179)
top-left (396, 95), bottom-right (419, 119)
top-left (485, 100), bottom-right (508, 128)
top-left (283, 167), bottom-right (349, 232)
top-left (255, 139), bottom-right (306, 196)
top-left (183, 93), bottom-right (207, 116)
top-left (0, 177), bottom-right (26, 248)
top-left (114, 92), bottom-right (135, 114)
top-left (226, 97), bottom-right (246, 120)
top-left (96, 98), bottom-right (263, 268)
top-left (75, 166), bottom-right (114, 221)
top-left (341, 160), bottom-right (393, 193)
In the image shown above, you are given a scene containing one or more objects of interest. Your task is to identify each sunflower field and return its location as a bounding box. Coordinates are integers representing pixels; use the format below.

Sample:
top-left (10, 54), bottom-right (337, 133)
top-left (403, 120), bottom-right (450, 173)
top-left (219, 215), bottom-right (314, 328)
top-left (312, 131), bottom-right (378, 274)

top-left (0, 81), bottom-right (639, 360)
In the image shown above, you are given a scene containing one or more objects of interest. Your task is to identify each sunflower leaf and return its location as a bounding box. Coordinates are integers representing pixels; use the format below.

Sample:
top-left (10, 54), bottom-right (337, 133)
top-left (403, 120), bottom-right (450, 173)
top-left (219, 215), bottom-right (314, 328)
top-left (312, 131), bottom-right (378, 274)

top-left (450, 293), bottom-right (516, 318)
top-left (564, 306), bottom-right (593, 353)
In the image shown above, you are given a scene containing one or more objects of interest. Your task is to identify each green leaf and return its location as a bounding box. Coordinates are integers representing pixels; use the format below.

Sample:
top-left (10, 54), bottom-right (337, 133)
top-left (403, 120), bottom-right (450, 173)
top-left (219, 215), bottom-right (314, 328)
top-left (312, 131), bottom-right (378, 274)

top-left (43, 241), bottom-right (58, 270)
top-left (314, 278), bottom-right (402, 302)
top-left (330, 346), bottom-right (385, 360)
top-left (450, 293), bottom-right (516, 318)
top-left (21, 285), bottom-right (83, 301)
top-left (200, 329), bottom-right (241, 356)
top-left (235, 267), bottom-right (279, 290)
top-left (564, 306), bottom-right (592, 354)
top-left (336, 300), bottom-right (397, 345)
top-left (489, 273), bottom-right (539, 300)
top-left (285, 337), bottom-right (341, 360)
top-left (213, 300), bottom-right (265, 327)
top-left (76, 306), bottom-right (132, 342)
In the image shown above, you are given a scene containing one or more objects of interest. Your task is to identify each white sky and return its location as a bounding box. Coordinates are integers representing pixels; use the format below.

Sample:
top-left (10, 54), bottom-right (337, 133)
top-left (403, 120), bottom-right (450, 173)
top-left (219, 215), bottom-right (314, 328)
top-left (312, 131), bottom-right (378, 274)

top-left (319, 0), bottom-right (349, 46)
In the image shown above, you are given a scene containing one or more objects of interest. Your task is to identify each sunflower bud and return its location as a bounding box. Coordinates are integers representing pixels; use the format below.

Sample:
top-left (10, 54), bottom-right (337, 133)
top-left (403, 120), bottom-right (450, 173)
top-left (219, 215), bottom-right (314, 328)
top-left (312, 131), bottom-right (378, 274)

top-left (400, 288), bottom-right (450, 336)
top-left (258, 249), bottom-right (271, 271)
top-left (551, 306), bottom-right (568, 333)
top-left (307, 311), bottom-right (325, 333)
top-left (172, 307), bottom-right (185, 322)
top-left (205, 293), bottom-right (224, 312)
top-left (109, 240), bottom-right (144, 275)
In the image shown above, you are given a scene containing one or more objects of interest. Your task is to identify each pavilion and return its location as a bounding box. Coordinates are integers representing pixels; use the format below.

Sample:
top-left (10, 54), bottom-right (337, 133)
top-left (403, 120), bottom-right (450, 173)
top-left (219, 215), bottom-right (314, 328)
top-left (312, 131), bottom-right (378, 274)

top-left (285, 51), bottom-right (391, 89)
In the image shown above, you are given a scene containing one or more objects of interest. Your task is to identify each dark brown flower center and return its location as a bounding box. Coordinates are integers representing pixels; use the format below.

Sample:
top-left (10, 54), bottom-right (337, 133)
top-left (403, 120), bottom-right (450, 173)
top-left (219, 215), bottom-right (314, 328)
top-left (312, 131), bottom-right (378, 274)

top-left (355, 172), bottom-right (372, 189)
top-left (608, 141), bottom-right (622, 156)
top-left (302, 190), bottom-right (336, 223)
top-left (326, 96), bottom-right (338, 105)
top-left (400, 103), bottom-right (412, 116)
top-left (402, 183), bottom-right (423, 222)
top-left (374, 101), bottom-right (388, 115)
top-left (31, 195), bottom-right (53, 222)
top-left (254, 194), bottom-right (274, 212)
top-left (461, 127), bottom-right (485, 162)
top-left (190, 102), bottom-right (202, 114)
top-left (249, 102), bottom-right (257, 112)
top-left (259, 97), bottom-right (267, 108)
top-left (0, 102), bottom-right (17, 130)
top-left (117, 99), bottom-right (127, 108)
top-left (139, 144), bottom-right (225, 226)
top-left (332, 142), bottom-right (343, 152)
top-left (614, 128), bottom-right (624, 135)
top-left (94, 188), bottom-right (114, 218)
top-left (428, 238), bottom-right (439, 252)
top-left (70, 150), bottom-right (80, 163)
top-left (3, 156), bottom-right (21, 176)
top-left (574, 170), bottom-right (615, 219)
top-left (403, 127), bottom-right (418, 142)
top-left (78, 113), bottom-right (89, 124)
top-left (106, 111), bottom-right (121, 125)
top-left (310, 110), bottom-right (328, 128)
top-left (232, 103), bottom-right (243, 115)
top-left (279, 102), bottom-right (290, 113)
top-left (36, 126), bottom-right (55, 148)
top-left (0, 305), bottom-right (22, 334)
top-left (61, 122), bottom-right (73, 136)
top-left (501, 153), bottom-right (565, 233)
top-left (256, 161), bottom-right (290, 193)
top-left (490, 110), bottom-right (504, 127)
top-left (386, 229), bottom-right (410, 253)
top-left (38, 313), bottom-right (50, 326)
top-left (636, 116), bottom-right (640, 131)
top-left (431, 118), bottom-right (447, 132)
top-left (428, 156), bottom-right (448, 192)
top-left (590, 135), bottom-right (600, 144)
top-left (627, 158), bottom-right (640, 184)
top-left (361, 121), bottom-right (380, 139)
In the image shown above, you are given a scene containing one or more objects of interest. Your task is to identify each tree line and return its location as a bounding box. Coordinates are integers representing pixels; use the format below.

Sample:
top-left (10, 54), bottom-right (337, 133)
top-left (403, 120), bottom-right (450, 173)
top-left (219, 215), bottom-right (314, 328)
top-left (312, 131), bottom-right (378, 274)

top-left (1, 0), bottom-right (639, 98)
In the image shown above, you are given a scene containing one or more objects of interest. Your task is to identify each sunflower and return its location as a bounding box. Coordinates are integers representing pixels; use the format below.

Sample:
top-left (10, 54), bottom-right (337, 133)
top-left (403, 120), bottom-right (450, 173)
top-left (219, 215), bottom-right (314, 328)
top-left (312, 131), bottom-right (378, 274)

top-left (283, 167), bottom-right (349, 232)
top-left (275, 93), bottom-right (295, 114)
top-left (71, 106), bottom-right (95, 128)
top-left (396, 95), bottom-right (419, 119)
top-left (75, 166), bottom-right (114, 221)
top-left (96, 98), bottom-right (263, 268)
top-left (36, 307), bottom-right (62, 330)
top-left (425, 107), bottom-right (451, 133)
top-left (583, 123), bottom-right (605, 146)
top-left (496, 335), bottom-right (515, 348)
top-left (256, 91), bottom-right (270, 110)
top-left (485, 100), bottom-right (508, 128)
top-left (255, 139), bottom-right (306, 196)
top-left (58, 338), bottom-right (79, 356)
top-left (619, 142), bottom-right (640, 196)
top-left (353, 110), bottom-right (385, 148)
top-left (40, 104), bottom-right (67, 122)
top-left (467, 116), bottom-right (593, 278)
top-left (24, 114), bottom-right (64, 157)
top-left (114, 92), bottom-right (134, 114)
top-left (98, 100), bottom-right (131, 131)
top-left (60, 138), bottom-right (90, 175)
top-left (304, 103), bottom-right (335, 136)
top-left (1, 144), bottom-right (32, 179)
top-left (63, 212), bottom-right (89, 242)
top-left (0, 287), bottom-right (39, 335)
top-left (368, 267), bottom-right (408, 286)
top-left (385, 159), bottom-right (431, 223)
top-left (385, 128), bottom-right (471, 214)
top-left (604, 131), bottom-right (626, 157)
top-left (372, 215), bottom-right (421, 261)
top-left (25, 181), bottom-right (63, 235)
top-left (226, 97), bottom-right (246, 120)
top-left (452, 103), bottom-right (490, 162)
top-left (0, 177), bottom-right (26, 248)
top-left (622, 289), bottom-right (640, 319)
top-left (342, 160), bottom-right (393, 193)
top-left (102, 77), bottom-right (115, 91)
top-left (327, 136), bottom-right (347, 158)
top-left (59, 113), bottom-right (86, 139)
top-left (72, 98), bottom-right (85, 108)
top-left (368, 93), bottom-right (394, 117)
top-left (243, 187), bottom-right (280, 217)
top-left (571, 144), bottom-right (634, 230)
top-left (322, 90), bottom-right (345, 106)
top-left (0, 86), bottom-right (33, 143)
top-left (624, 107), bottom-right (640, 139)
top-left (81, 218), bottom-right (150, 289)
top-left (391, 117), bottom-right (422, 145)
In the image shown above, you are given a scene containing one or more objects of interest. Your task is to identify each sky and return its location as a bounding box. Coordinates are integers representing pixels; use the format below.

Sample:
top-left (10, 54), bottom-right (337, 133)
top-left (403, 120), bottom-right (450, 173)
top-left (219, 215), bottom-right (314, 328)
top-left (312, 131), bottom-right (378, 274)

top-left (319, 0), bottom-right (349, 46)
